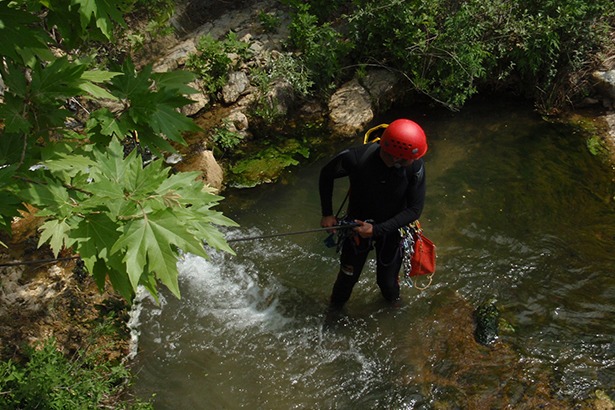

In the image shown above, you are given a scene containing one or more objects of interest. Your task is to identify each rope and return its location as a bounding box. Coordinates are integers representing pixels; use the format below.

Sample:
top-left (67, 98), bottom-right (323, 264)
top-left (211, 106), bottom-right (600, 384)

top-left (227, 223), bottom-right (359, 243)
top-left (0, 256), bottom-right (79, 268)
top-left (0, 224), bottom-right (361, 267)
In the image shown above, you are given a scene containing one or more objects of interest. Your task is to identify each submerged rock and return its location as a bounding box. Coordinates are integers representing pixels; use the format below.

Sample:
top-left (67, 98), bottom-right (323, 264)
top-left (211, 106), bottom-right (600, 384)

top-left (395, 290), bottom-right (570, 408)
top-left (474, 299), bottom-right (500, 345)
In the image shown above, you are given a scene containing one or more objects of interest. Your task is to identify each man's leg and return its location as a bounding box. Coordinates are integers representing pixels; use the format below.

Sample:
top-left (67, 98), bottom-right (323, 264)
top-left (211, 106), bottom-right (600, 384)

top-left (330, 237), bottom-right (369, 308)
top-left (375, 234), bottom-right (402, 303)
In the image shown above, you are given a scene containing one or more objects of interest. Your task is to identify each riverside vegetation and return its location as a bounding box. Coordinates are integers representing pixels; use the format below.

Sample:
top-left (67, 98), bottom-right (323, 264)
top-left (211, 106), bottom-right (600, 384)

top-left (0, 0), bottom-right (613, 408)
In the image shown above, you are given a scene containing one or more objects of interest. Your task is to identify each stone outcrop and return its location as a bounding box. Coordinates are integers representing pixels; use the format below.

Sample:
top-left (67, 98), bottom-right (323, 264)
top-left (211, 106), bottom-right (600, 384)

top-left (592, 70), bottom-right (615, 107)
top-left (180, 79), bottom-right (210, 116)
top-left (222, 71), bottom-right (250, 104)
top-left (328, 78), bottom-right (374, 138)
top-left (328, 69), bottom-right (406, 137)
top-left (174, 149), bottom-right (224, 193)
top-left (361, 68), bottom-right (404, 112)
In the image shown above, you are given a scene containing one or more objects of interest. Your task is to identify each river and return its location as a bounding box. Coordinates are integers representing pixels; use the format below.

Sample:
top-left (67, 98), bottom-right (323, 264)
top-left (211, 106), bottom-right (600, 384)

top-left (131, 98), bottom-right (615, 408)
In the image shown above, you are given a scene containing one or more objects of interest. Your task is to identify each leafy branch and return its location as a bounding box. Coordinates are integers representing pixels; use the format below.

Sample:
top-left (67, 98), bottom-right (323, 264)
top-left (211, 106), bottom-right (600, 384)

top-left (0, 0), bottom-right (237, 301)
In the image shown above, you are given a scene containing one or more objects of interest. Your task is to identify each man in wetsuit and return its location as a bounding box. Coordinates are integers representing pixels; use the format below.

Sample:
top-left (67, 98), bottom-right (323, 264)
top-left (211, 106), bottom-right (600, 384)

top-left (319, 119), bottom-right (428, 308)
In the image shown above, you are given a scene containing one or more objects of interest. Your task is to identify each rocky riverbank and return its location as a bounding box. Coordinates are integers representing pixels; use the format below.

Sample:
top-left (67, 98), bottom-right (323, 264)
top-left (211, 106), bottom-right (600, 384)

top-left (146, 0), bottom-right (615, 191)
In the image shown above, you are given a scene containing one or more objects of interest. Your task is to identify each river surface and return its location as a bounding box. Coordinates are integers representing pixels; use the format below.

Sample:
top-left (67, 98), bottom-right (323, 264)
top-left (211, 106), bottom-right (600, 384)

top-left (132, 98), bottom-right (615, 408)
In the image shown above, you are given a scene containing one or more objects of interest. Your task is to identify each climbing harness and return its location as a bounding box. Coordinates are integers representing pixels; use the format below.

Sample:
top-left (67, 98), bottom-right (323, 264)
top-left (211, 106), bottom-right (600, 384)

top-left (323, 218), bottom-right (363, 252)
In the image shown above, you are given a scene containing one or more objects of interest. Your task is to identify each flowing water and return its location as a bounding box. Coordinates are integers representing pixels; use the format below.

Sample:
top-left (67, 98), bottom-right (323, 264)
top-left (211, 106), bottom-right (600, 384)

top-left (132, 98), bottom-right (615, 408)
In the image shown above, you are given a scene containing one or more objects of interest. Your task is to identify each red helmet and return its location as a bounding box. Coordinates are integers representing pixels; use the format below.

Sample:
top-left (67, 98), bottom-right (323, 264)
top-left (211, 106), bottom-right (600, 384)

top-left (380, 119), bottom-right (428, 160)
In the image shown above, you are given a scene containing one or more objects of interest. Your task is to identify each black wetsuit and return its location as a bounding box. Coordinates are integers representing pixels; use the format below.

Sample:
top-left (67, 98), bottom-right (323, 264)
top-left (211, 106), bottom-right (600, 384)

top-left (319, 143), bottom-right (426, 307)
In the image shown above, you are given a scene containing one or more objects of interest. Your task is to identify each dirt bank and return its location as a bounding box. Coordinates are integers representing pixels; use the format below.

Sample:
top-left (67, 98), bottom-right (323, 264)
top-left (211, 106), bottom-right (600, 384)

top-left (0, 207), bottom-right (130, 364)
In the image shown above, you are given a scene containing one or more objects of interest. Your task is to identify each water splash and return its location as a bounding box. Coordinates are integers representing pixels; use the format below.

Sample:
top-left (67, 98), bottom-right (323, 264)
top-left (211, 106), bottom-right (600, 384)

top-left (177, 251), bottom-right (290, 331)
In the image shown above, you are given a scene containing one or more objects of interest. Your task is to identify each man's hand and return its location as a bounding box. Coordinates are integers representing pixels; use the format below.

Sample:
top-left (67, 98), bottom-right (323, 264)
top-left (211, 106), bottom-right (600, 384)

top-left (321, 215), bottom-right (338, 233)
top-left (354, 220), bottom-right (374, 238)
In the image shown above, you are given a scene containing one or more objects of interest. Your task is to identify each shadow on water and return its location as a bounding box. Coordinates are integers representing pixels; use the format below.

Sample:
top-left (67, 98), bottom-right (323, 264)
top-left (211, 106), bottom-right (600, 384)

top-left (132, 98), bottom-right (615, 408)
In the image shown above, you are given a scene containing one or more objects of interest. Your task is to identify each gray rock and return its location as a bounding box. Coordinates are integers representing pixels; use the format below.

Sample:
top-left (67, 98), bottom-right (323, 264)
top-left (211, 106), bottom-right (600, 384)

top-left (181, 79), bottom-right (210, 116)
top-left (328, 78), bottom-right (374, 137)
top-left (361, 69), bottom-right (403, 111)
top-left (592, 70), bottom-right (615, 104)
top-left (222, 71), bottom-right (250, 104)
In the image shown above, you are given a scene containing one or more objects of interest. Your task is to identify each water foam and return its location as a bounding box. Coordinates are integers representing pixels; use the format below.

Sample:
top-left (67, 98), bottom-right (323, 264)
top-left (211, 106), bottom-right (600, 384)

top-left (177, 250), bottom-right (290, 331)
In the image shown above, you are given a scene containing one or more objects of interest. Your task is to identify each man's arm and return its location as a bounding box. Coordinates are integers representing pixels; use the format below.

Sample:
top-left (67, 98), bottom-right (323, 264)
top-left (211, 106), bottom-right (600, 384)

top-left (318, 149), bottom-right (352, 217)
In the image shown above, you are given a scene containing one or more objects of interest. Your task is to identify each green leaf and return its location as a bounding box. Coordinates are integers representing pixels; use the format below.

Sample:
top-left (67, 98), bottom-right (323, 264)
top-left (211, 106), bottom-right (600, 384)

top-left (110, 219), bottom-right (148, 292)
top-left (78, 81), bottom-right (118, 100)
top-left (111, 209), bottom-right (210, 297)
top-left (155, 171), bottom-right (203, 195)
top-left (107, 61), bottom-right (201, 150)
top-left (91, 256), bottom-right (134, 301)
top-left (193, 222), bottom-right (235, 255)
top-left (0, 60), bottom-right (27, 97)
top-left (73, 213), bottom-right (121, 271)
top-left (88, 108), bottom-right (125, 137)
top-left (199, 210), bottom-right (239, 228)
top-left (151, 70), bottom-right (199, 94)
top-left (0, 94), bottom-right (31, 133)
top-left (78, 69), bottom-right (122, 99)
top-left (127, 158), bottom-right (169, 198)
top-left (0, 166), bottom-right (21, 233)
top-left (0, 2), bottom-right (51, 63)
top-left (38, 219), bottom-right (71, 257)
top-left (73, 0), bottom-right (126, 40)
top-left (85, 178), bottom-right (125, 201)
top-left (44, 153), bottom-right (96, 180)
top-left (109, 60), bottom-right (152, 99)
top-left (22, 179), bottom-right (73, 217)
top-left (81, 69), bottom-right (123, 82)
top-left (149, 103), bottom-right (199, 143)
top-left (30, 57), bottom-right (87, 103)
top-left (90, 138), bottom-right (131, 184)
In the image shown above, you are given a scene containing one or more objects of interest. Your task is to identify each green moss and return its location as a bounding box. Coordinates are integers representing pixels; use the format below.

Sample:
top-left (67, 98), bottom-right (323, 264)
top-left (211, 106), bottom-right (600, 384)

top-left (229, 138), bottom-right (310, 187)
top-left (564, 114), bottom-right (610, 159)
top-left (586, 134), bottom-right (608, 157)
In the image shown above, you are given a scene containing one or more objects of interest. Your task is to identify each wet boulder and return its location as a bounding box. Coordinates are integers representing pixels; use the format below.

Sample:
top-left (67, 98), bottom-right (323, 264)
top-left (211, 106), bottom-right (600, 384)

top-left (473, 299), bottom-right (500, 345)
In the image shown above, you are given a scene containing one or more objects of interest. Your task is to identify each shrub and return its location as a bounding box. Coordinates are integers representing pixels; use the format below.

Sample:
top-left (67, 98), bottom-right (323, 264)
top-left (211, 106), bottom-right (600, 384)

top-left (286, 4), bottom-right (353, 92)
top-left (211, 123), bottom-right (245, 152)
top-left (326, 0), bottom-right (614, 111)
top-left (250, 53), bottom-right (314, 124)
top-left (258, 10), bottom-right (282, 33)
top-left (0, 338), bottom-right (152, 409)
top-left (185, 32), bottom-right (252, 95)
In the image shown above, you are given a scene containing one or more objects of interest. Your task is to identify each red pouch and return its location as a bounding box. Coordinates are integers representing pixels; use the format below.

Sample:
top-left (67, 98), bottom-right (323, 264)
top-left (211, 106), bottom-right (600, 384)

top-left (410, 231), bottom-right (436, 277)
